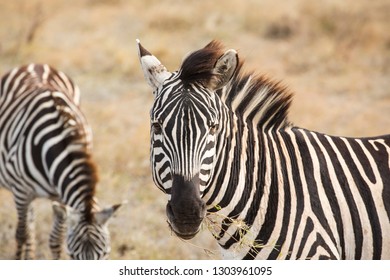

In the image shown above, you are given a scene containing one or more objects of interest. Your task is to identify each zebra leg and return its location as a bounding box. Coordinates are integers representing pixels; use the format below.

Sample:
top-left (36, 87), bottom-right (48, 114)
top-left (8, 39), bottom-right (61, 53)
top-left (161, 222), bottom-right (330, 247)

top-left (14, 200), bottom-right (35, 259)
top-left (50, 202), bottom-right (67, 259)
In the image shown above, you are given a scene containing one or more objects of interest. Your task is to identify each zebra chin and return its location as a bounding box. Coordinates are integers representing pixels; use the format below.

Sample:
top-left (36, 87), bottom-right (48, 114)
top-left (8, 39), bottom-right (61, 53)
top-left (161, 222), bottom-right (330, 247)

top-left (166, 203), bottom-right (204, 240)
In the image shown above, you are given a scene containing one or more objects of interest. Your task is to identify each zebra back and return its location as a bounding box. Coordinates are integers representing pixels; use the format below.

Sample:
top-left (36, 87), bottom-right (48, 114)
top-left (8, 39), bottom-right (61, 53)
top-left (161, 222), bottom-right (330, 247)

top-left (1, 64), bottom-right (80, 105)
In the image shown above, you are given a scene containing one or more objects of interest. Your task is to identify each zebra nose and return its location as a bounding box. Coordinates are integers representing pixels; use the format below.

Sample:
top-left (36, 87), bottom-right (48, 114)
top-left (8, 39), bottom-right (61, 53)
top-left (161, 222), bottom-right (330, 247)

top-left (166, 174), bottom-right (206, 239)
top-left (166, 198), bottom-right (206, 221)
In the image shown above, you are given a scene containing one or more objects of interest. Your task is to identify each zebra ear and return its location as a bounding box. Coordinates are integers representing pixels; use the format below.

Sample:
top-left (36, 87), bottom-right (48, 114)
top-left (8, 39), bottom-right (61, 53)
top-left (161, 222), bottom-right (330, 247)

top-left (137, 39), bottom-right (171, 92)
top-left (53, 203), bottom-right (81, 229)
top-left (64, 206), bottom-right (82, 229)
top-left (209, 49), bottom-right (238, 90)
top-left (52, 201), bottom-right (67, 220)
top-left (95, 202), bottom-right (124, 225)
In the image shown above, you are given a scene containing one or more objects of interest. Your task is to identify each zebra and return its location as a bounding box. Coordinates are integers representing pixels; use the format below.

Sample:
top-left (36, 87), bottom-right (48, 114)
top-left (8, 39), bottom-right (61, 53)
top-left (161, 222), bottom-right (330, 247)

top-left (0, 64), bottom-right (122, 259)
top-left (137, 39), bottom-right (390, 259)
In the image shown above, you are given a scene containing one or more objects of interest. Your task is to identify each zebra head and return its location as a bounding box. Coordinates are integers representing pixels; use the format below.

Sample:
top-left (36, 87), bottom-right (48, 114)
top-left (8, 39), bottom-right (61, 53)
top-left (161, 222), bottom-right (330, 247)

top-left (138, 40), bottom-right (239, 239)
top-left (53, 202), bottom-right (121, 259)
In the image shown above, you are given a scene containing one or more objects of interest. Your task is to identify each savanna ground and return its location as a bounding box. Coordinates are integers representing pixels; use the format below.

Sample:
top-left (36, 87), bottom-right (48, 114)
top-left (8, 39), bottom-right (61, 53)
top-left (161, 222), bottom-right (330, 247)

top-left (0, 0), bottom-right (389, 259)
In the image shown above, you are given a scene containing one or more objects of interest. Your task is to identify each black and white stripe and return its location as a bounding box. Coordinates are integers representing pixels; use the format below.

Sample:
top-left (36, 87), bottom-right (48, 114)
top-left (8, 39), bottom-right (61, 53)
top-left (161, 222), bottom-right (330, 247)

top-left (138, 40), bottom-right (390, 259)
top-left (0, 64), bottom-right (121, 259)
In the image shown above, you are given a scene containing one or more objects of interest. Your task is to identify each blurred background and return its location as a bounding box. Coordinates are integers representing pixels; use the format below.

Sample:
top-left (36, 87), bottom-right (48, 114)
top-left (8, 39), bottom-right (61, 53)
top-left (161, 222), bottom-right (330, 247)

top-left (0, 0), bottom-right (389, 259)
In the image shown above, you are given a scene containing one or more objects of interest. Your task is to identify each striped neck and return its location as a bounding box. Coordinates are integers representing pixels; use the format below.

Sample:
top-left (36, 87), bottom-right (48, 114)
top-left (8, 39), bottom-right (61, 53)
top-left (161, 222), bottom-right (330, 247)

top-left (201, 84), bottom-right (290, 250)
top-left (203, 70), bottom-right (294, 208)
top-left (203, 113), bottom-right (283, 257)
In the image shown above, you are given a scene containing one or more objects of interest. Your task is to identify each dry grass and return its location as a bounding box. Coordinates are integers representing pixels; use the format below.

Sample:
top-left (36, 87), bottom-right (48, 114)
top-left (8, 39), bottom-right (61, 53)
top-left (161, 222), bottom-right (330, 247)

top-left (0, 0), bottom-right (389, 259)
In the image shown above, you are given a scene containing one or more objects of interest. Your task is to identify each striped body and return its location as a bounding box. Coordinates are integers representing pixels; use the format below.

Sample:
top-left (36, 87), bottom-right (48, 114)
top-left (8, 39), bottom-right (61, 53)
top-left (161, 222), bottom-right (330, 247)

top-left (0, 64), bottom-right (90, 200)
top-left (0, 64), bottom-right (120, 259)
top-left (138, 40), bottom-right (390, 259)
top-left (206, 125), bottom-right (390, 259)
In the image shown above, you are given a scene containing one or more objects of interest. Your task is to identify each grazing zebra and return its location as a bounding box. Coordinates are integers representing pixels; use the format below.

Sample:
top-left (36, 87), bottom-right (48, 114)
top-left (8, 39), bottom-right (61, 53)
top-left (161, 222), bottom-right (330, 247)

top-left (0, 64), bottom-right (122, 259)
top-left (137, 40), bottom-right (390, 259)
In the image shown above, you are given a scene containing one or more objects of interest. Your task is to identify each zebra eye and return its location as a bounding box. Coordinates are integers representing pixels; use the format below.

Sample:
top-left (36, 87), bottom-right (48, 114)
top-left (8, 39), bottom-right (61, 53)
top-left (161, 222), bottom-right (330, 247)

top-left (209, 123), bottom-right (219, 135)
top-left (152, 122), bottom-right (162, 134)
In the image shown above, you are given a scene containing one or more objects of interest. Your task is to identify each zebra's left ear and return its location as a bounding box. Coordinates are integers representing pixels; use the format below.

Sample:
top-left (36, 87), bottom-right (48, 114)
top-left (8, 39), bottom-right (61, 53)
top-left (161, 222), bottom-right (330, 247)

top-left (137, 39), bottom-right (171, 92)
top-left (95, 203), bottom-right (124, 225)
top-left (53, 202), bottom-right (81, 228)
top-left (52, 201), bottom-right (67, 220)
top-left (209, 49), bottom-right (239, 90)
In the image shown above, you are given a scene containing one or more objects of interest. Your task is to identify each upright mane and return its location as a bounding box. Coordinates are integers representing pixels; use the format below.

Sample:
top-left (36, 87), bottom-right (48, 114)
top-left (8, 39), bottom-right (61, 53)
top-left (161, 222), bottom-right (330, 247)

top-left (180, 40), bottom-right (227, 86)
top-left (179, 40), bottom-right (293, 130)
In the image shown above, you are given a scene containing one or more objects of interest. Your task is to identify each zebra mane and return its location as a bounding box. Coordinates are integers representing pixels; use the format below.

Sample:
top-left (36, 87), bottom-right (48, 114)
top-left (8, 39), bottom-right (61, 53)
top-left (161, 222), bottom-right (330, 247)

top-left (51, 95), bottom-right (98, 222)
top-left (180, 40), bottom-right (228, 86)
top-left (83, 156), bottom-right (98, 223)
top-left (223, 72), bottom-right (293, 130)
top-left (179, 41), bottom-right (293, 130)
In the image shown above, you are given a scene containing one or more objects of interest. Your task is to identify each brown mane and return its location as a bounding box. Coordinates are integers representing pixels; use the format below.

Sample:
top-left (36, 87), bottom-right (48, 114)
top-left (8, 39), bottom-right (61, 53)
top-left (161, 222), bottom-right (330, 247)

top-left (63, 108), bottom-right (97, 223)
top-left (179, 40), bottom-right (243, 86)
top-left (84, 155), bottom-right (98, 223)
top-left (179, 40), bottom-right (293, 130)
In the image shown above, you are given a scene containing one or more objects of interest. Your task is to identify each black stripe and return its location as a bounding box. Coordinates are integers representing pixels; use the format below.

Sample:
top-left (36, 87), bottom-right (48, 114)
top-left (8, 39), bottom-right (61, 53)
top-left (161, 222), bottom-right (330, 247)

top-left (325, 135), bottom-right (363, 259)
top-left (302, 131), bottom-right (338, 246)
top-left (296, 217), bottom-right (314, 259)
top-left (307, 233), bottom-right (337, 259)
top-left (311, 132), bottom-right (345, 259)
top-left (267, 133), bottom-right (291, 259)
top-left (281, 130), bottom-right (305, 259)
top-left (336, 137), bottom-right (383, 259)
top-left (242, 133), bottom-right (279, 259)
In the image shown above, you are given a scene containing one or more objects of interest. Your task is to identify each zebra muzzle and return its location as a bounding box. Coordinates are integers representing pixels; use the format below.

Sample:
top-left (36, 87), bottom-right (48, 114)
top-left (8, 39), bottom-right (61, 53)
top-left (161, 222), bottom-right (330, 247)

top-left (166, 174), bottom-right (206, 240)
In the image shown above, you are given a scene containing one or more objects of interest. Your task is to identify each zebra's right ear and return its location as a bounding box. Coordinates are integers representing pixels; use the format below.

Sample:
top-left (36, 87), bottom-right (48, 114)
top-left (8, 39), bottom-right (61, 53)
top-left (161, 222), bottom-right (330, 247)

top-left (209, 49), bottom-right (239, 90)
top-left (52, 201), bottom-right (67, 220)
top-left (52, 202), bottom-right (81, 228)
top-left (137, 39), bottom-right (171, 92)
